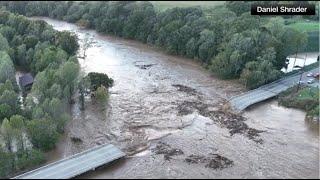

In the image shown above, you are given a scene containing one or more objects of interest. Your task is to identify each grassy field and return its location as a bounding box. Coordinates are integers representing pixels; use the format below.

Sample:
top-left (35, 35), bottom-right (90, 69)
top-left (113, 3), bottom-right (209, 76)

top-left (285, 19), bottom-right (319, 52)
top-left (287, 21), bottom-right (319, 32)
top-left (150, 1), bottom-right (225, 11)
top-left (278, 85), bottom-right (319, 119)
top-left (297, 87), bottom-right (318, 99)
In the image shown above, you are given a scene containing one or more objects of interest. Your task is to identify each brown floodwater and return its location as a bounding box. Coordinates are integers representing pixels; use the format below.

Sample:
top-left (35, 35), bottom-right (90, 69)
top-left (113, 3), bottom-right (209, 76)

top-left (31, 17), bottom-right (319, 179)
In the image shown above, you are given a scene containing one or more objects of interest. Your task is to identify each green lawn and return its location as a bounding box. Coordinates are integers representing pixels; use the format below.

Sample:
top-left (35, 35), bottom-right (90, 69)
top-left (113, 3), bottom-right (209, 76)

top-left (278, 85), bottom-right (319, 119)
top-left (287, 21), bottom-right (319, 32)
top-left (150, 1), bottom-right (225, 11)
top-left (285, 19), bottom-right (319, 52)
top-left (297, 86), bottom-right (319, 100)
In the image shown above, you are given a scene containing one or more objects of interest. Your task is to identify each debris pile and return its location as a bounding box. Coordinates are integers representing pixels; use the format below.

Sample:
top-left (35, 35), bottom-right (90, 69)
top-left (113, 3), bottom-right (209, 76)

top-left (185, 153), bottom-right (233, 170)
top-left (172, 84), bottom-right (198, 96)
top-left (152, 142), bottom-right (184, 161)
top-left (174, 84), bottom-right (264, 143)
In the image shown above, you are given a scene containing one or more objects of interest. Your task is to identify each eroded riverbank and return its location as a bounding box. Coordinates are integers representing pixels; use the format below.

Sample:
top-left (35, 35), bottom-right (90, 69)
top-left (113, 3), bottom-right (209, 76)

top-left (32, 17), bottom-right (319, 179)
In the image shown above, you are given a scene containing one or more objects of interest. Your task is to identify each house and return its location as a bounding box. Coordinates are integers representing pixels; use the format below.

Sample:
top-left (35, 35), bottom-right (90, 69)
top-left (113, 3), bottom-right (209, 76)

top-left (19, 73), bottom-right (34, 92)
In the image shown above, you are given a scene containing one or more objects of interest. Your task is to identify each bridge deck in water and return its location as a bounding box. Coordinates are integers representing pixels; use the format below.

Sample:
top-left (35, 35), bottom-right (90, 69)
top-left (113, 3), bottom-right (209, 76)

top-left (13, 144), bottom-right (125, 179)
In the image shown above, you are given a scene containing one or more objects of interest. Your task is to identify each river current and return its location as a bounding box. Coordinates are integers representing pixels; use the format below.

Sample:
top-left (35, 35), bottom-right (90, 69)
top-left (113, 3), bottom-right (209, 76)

top-left (30, 17), bottom-right (319, 179)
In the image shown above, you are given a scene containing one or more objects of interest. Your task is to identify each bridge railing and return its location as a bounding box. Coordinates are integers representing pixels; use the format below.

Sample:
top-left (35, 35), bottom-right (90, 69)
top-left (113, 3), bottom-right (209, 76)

top-left (13, 144), bottom-right (125, 179)
top-left (227, 69), bottom-right (310, 102)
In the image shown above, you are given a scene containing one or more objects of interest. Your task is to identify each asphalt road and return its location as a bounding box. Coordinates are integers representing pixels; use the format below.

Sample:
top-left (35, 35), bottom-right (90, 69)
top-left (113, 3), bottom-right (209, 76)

top-left (229, 68), bottom-right (319, 112)
top-left (13, 144), bottom-right (125, 179)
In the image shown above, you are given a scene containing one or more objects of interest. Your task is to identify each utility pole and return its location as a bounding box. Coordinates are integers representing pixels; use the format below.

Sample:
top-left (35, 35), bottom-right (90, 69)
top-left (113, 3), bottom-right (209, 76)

top-left (297, 53), bottom-right (308, 92)
top-left (292, 47), bottom-right (299, 72)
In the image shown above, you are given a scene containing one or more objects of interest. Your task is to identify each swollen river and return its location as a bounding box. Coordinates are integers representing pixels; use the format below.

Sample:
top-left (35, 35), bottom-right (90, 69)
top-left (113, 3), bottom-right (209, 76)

top-left (33, 17), bottom-right (319, 179)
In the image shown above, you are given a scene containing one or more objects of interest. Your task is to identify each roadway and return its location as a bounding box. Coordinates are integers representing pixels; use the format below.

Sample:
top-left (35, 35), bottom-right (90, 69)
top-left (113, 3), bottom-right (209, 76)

top-left (13, 144), bottom-right (125, 179)
top-left (229, 68), bottom-right (319, 112)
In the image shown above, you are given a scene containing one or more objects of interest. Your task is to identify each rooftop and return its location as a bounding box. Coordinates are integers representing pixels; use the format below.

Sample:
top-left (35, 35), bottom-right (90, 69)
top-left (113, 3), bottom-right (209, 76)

top-left (19, 73), bottom-right (34, 87)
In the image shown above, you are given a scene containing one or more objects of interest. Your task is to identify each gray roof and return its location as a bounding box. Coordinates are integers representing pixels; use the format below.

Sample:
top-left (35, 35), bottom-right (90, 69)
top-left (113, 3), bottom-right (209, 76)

top-left (19, 73), bottom-right (34, 87)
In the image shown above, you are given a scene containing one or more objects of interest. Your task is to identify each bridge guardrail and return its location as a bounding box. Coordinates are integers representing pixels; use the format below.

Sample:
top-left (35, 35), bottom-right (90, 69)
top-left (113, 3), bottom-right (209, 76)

top-left (228, 68), bottom-right (316, 102)
top-left (13, 144), bottom-right (125, 179)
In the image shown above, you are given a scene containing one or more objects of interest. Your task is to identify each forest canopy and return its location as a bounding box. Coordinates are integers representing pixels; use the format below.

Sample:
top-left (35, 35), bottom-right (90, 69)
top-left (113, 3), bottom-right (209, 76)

top-left (0, 1), bottom-right (313, 89)
top-left (0, 10), bottom-right (79, 178)
top-left (0, 1), bottom-right (318, 178)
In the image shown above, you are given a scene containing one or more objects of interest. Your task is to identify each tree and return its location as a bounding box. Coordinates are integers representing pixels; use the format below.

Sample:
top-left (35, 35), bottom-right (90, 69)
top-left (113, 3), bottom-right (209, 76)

top-left (50, 2), bottom-right (69, 20)
top-left (26, 119), bottom-right (59, 151)
top-left (0, 26), bottom-right (16, 42)
top-left (40, 29), bottom-right (55, 43)
top-left (281, 28), bottom-right (307, 69)
top-left (10, 34), bottom-right (23, 47)
top-left (0, 51), bottom-right (16, 84)
top-left (47, 83), bottom-right (62, 99)
top-left (38, 98), bottom-right (69, 133)
top-left (42, 98), bottom-right (62, 119)
top-left (0, 80), bottom-right (15, 93)
top-left (95, 85), bottom-right (108, 107)
top-left (1, 118), bottom-right (13, 152)
top-left (33, 46), bottom-right (68, 72)
top-left (31, 107), bottom-right (45, 120)
top-left (225, 1), bottom-right (252, 15)
top-left (80, 33), bottom-right (94, 59)
top-left (240, 60), bottom-right (281, 89)
top-left (64, 3), bottom-right (86, 23)
top-left (232, 12), bottom-right (260, 33)
top-left (23, 35), bottom-right (39, 49)
top-left (0, 104), bottom-right (13, 122)
top-left (9, 115), bottom-right (26, 151)
top-left (56, 61), bottom-right (80, 103)
top-left (15, 149), bottom-right (44, 172)
top-left (30, 71), bottom-right (49, 102)
top-left (210, 48), bottom-right (245, 79)
top-left (0, 80), bottom-right (19, 114)
top-left (0, 9), bottom-right (83, 178)
top-left (55, 31), bottom-right (79, 55)
top-left (15, 44), bottom-right (27, 66)
top-left (186, 37), bottom-right (198, 59)
top-left (0, 33), bottom-right (9, 52)
top-left (58, 61), bottom-right (79, 87)
top-left (55, 113), bottom-right (70, 133)
top-left (197, 29), bottom-right (216, 64)
top-left (263, 17), bottom-right (288, 69)
top-left (78, 75), bottom-right (91, 111)
top-left (0, 90), bottom-right (19, 113)
top-left (0, 147), bottom-right (14, 178)
top-left (122, 1), bottom-right (156, 42)
top-left (86, 72), bottom-right (113, 92)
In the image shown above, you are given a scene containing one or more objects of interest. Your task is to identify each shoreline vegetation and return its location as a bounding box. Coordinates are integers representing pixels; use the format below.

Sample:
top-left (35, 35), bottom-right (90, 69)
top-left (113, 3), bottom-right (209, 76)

top-left (0, 1), bottom-right (318, 89)
top-left (0, 10), bottom-right (80, 178)
top-left (278, 85), bottom-right (319, 122)
top-left (0, 1), bottom-right (318, 178)
top-left (0, 10), bottom-right (114, 178)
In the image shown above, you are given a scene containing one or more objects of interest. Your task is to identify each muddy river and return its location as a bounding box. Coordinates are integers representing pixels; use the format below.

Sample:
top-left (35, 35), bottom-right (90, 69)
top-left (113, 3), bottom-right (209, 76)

top-left (32, 17), bottom-right (319, 179)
